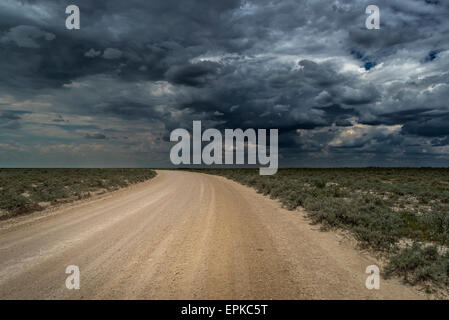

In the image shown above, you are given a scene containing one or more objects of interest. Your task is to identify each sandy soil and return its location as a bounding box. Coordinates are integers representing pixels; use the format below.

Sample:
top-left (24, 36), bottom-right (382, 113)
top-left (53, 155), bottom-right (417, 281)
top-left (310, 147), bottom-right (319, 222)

top-left (0, 170), bottom-right (427, 299)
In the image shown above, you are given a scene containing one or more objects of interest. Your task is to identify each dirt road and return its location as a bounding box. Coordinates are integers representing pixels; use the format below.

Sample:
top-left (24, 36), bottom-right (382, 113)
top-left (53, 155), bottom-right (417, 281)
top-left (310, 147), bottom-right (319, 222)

top-left (0, 170), bottom-right (424, 299)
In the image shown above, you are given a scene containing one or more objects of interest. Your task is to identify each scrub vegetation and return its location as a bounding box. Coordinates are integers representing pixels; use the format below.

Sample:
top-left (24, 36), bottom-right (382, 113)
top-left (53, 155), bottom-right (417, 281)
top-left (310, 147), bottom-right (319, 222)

top-left (197, 168), bottom-right (449, 292)
top-left (0, 168), bottom-right (156, 220)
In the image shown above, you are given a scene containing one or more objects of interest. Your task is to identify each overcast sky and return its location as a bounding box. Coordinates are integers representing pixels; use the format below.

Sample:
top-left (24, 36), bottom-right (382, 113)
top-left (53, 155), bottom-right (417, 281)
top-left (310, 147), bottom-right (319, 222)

top-left (0, 0), bottom-right (448, 167)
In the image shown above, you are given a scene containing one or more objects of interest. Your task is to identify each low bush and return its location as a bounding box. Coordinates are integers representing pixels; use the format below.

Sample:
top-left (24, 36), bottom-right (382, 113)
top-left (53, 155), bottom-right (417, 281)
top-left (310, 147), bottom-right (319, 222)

top-left (385, 242), bottom-right (449, 287)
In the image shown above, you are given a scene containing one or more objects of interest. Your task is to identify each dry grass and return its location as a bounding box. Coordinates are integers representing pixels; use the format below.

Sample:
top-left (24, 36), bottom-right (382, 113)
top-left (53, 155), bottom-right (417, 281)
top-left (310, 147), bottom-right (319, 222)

top-left (0, 168), bottom-right (156, 219)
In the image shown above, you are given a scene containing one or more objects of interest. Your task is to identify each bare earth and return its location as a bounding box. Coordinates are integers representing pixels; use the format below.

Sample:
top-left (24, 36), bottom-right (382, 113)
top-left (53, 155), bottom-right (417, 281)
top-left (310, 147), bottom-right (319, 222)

top-left (0, 170), bottom-right (426, 299)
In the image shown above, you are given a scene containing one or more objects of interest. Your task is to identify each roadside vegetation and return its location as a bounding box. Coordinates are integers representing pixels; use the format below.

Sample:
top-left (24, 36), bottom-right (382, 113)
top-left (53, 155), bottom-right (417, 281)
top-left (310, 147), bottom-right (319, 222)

top-left (197, 168), bottom-right (449, 292)
top-left (0, 168), bottom-right (156, 220)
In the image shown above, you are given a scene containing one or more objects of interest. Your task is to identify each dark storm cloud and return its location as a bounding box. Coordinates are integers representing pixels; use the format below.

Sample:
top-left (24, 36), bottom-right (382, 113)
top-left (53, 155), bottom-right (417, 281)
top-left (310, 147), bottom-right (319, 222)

top-left (431, 136), bottom-right (449, 147)
top-left (403, 116), bottom-right (449, 137)
top-left (335, 119), bottom-right (353, 127)
top-left (0, 112), bottom-right (22, 120)
top-left (1, 121), bottom-right (21, 130)
top-left (52, 114), bottom-right (67, 122)
top-left (85, 133), bottom-right (106, 140)
top-left (165, 61), bottom-right (224, 87)
top-left (101, 101), bottom-right (170, 122)
top-left (1, 0), bottom-right (449, 167)
top-left (348, 27), bottom-right (422, 50)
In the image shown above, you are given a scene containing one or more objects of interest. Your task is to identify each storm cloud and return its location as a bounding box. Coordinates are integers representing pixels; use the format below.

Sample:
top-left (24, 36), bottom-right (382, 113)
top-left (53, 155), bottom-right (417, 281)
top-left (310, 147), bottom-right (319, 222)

top-left (0, 0), bottom-right (448, 167)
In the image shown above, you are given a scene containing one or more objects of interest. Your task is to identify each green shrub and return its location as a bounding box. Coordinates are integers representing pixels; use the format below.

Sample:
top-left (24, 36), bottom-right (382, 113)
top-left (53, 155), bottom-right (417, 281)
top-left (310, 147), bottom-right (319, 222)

top-left (385, 242), bottom-right (449, 287)
top-left (312, 179), bottom-right (327, 189)
top-left (419, 206), bottom-right (449, 245)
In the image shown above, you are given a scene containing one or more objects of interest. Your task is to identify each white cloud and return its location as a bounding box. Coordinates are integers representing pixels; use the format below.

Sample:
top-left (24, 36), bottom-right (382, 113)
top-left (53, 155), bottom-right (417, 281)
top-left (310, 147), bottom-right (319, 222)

top-left (329, 123), bottom-right (402, 148)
